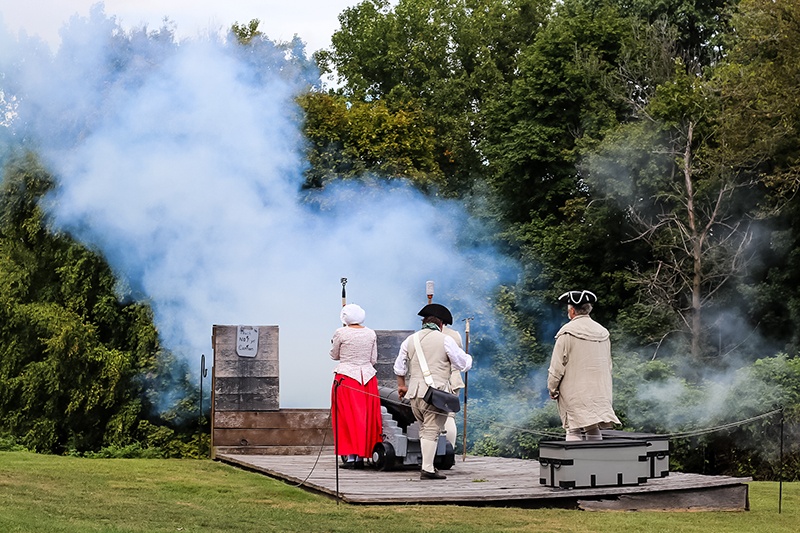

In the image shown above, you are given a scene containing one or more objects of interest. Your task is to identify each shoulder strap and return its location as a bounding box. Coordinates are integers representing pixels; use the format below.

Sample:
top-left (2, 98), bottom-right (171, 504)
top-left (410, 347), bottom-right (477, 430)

top-left (413, 332), bottom-right (436, 387)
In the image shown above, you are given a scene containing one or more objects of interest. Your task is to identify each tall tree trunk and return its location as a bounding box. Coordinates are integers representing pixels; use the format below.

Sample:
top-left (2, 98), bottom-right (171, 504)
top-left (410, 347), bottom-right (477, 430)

top-left (683, 121), bottom-right (702, 360)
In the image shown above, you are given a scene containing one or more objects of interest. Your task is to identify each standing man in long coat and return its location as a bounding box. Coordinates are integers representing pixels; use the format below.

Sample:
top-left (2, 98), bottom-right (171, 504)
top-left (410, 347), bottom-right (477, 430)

top-left (547, 290), bottom-right (620, 441)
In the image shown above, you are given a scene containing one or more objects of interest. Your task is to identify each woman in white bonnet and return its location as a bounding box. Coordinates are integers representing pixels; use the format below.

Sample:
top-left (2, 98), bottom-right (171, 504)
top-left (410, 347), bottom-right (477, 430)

top-left (330, 303), bottom-right (382, 468)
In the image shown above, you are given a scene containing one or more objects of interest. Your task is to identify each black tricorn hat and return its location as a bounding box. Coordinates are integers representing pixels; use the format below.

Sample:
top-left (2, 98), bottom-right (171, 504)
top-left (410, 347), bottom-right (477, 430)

top-left (558, 290), bottom-right (598, 306)
top-left (418, 303), bottom-right (453, 325)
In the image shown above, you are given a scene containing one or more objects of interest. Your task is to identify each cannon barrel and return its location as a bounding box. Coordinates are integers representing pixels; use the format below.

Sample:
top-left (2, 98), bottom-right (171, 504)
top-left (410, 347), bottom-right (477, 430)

top-left (378, 385), bottom-right (416, 429)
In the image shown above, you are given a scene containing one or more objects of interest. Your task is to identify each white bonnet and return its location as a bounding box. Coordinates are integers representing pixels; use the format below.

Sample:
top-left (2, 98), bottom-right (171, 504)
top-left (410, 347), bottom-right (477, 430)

top-left (340, 303), bottom-right (366, 325)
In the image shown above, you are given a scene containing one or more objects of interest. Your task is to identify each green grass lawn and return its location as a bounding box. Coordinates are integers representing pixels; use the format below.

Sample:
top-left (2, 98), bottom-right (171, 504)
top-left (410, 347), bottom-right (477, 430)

top-left (0, 450), bottom-right (797, 532)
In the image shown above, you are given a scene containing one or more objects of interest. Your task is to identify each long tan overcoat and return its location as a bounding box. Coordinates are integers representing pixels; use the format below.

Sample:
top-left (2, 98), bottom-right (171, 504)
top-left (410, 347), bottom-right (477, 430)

top-left (547, 315), bottom-right (620, 430)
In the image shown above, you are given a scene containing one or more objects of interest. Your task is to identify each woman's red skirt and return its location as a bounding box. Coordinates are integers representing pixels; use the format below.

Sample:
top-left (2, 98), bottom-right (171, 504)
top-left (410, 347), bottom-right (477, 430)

top-left (331, 374), bottom-right (383, 458)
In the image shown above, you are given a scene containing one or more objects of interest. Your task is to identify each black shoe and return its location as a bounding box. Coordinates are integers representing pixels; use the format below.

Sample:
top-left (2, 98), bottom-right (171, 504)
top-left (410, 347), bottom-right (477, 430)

top-left (420, 469), bottom-right (447, 480)
top-left (341, 460), bottom-right (364, 470)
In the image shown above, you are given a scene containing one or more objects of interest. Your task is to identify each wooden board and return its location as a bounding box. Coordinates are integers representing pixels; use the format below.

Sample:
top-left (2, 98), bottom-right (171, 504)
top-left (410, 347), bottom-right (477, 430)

top-left (214, 409), bottom-right (331, 429)
top-left (213, 428), bottom-right (331, 447)
top-left (212, 409), bottom-right (333, 455)
top-left (215, 453), bottom-right (751, 510)
top-left (578, 484), bottom-right (750, 512)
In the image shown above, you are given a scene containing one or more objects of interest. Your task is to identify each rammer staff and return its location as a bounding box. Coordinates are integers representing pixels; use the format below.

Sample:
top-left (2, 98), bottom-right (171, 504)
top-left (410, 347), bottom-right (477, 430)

top-left (462, 316), bottom-right (473, 461)
top-left (426, 280), bottom-right (434, 305)
top-left (335, 276), bottom-right (347, 496)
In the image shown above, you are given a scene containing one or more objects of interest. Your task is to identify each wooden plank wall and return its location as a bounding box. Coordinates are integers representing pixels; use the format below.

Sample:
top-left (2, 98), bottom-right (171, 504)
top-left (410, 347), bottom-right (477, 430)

top-left (213, 409), bottom-right (333, 456)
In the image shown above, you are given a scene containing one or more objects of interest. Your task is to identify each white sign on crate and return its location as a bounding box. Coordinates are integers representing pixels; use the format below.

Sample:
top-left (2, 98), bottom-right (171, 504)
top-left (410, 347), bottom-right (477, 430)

top-left (236, 325), bottom-right (259, 357)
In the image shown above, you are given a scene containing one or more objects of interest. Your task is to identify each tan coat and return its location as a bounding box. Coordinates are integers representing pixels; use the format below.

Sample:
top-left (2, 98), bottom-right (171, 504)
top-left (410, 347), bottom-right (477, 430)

top-left (547, 315), bottom-right (620, 430)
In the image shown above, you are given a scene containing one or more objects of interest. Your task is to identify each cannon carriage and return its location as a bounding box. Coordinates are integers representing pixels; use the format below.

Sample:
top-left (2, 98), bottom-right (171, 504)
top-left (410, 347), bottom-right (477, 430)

top-left (367, 386), bottom-right (455, 471)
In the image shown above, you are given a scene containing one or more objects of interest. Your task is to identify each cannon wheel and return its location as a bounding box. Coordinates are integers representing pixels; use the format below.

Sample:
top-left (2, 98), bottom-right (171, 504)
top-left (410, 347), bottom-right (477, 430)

top-left (434, 442), bottom-right (456, 470)
top-left (371, 442), bottom-right (396, 471)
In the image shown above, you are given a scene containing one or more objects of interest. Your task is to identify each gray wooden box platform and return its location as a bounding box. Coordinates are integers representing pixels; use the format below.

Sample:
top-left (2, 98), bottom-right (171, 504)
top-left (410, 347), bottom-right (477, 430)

top-left (539, 439), bottom-right (649, 489)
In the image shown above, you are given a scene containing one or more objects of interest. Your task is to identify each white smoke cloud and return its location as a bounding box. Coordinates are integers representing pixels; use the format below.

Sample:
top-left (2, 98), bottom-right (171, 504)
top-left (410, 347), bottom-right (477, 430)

top-left (1, 8), bottom-right (518, 408)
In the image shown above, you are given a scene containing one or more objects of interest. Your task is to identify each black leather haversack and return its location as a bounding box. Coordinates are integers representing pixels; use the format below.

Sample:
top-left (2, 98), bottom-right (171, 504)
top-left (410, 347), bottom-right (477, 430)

top-left (423, 387), bottom-right (460, 413)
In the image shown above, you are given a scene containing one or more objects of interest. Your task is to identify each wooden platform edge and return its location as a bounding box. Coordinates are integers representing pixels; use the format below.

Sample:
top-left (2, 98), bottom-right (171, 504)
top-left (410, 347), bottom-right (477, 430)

top-left (215, 453), bottom-right (752, 510)
top-left (334, 479), bottom-right (753, 509)
top-left (578, 483), bottom-right (750, 512)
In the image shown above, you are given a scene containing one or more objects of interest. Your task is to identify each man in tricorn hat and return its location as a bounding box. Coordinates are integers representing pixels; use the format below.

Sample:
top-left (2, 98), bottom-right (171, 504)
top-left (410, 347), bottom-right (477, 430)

top-left (547, 290), bottom-right (620, 441)
top-left (416, 304), bottom-right (466, 452)
top-left (394, 303), bottom-right (472, 479)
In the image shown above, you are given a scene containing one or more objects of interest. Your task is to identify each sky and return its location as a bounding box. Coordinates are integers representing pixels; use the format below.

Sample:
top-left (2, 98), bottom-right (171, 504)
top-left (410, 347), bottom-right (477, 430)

top-left (0, 0), bottom-right (365, 54)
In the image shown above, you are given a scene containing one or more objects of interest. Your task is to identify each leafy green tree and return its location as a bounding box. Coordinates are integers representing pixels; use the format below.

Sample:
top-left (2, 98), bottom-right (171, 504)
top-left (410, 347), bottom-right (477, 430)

top-left (718, 0), bottom-right (800, 197)
top-left (0, 152), bottom-right (162, 453)
top-left (524, 0), bottom-right (767, 364)
top-left (476, 0), bottom-right (648, 353)
top-left (575, 0), bottom-right (800, 363)
top-left (711, 0), bottom-right (800, 352)
top-left (316, 0), bottom-right (551, 195)
top-left (231, 19), bottom-right (263, 45)
top-left (610, 0), bottom-right (737, 68)
top-left (298, 92), bottom-right (442, 188)
top-left (584, 64), bottom-right (759, 362)
top-left (309, 0), bottom-right (800, 474)
top-left (481, 0), bottom-right (636, 221)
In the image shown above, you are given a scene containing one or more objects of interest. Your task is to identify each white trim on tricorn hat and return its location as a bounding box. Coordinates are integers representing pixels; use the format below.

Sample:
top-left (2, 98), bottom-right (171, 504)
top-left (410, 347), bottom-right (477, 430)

top-left (558, 290), bottom-right (597, 306)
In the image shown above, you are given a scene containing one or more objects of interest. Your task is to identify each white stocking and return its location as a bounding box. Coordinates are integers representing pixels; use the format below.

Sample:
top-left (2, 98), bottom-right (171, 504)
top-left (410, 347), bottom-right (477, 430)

top-left (566, 428), bottom-right (582, 441)
top-left (444, 416), bottom-right (457, 448)
top-left (420, 438), bottom-right (438, 473)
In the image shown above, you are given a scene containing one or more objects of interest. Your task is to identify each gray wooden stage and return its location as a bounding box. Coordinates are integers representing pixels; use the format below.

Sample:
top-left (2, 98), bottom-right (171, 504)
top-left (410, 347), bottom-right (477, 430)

top-left (216, 453), bottom-right (750, 511)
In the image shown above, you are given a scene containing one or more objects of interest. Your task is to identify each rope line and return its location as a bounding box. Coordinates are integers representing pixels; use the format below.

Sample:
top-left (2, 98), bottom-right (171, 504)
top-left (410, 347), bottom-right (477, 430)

top-left (660, 408), bottom-right (783, 440)
top-left (333, 380), bottom-right (785, 442)
top-left (284, 380), bottom-right (783, 487)
top-left (333, 381), bottom-right (563, 437)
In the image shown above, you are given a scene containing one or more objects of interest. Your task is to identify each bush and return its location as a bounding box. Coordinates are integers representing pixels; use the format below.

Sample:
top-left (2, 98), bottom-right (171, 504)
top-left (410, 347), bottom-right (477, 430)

top-left (0, 435), bottom-right (26, 451)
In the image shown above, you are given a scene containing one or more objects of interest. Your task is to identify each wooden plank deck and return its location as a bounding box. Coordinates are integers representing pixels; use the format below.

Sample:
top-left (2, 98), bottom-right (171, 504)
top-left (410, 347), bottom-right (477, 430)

top-left (216, 453), bottom-right (751, 511)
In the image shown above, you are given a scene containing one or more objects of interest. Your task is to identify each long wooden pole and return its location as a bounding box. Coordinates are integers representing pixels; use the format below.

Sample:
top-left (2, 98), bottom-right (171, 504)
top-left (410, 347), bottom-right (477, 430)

top-left (462, 317), bottom-right (472, 461)
top-left (336, 277), bottom-right (347, 500)
top-left (779, 407), bottom-right (784, 514)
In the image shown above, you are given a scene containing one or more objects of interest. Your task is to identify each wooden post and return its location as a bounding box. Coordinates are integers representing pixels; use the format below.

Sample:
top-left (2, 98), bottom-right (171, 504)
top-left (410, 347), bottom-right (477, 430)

top-left (462, 317), bottom-right (472, 461)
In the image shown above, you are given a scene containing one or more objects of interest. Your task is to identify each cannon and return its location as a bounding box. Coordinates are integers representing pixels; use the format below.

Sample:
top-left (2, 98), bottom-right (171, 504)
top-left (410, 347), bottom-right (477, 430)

top-left (371, 386), bottom-right (455, 471)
